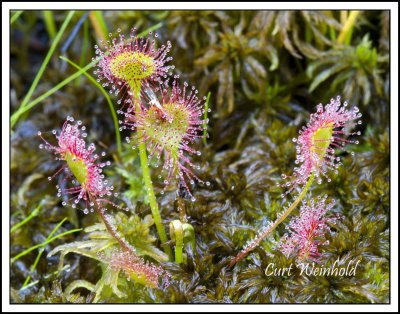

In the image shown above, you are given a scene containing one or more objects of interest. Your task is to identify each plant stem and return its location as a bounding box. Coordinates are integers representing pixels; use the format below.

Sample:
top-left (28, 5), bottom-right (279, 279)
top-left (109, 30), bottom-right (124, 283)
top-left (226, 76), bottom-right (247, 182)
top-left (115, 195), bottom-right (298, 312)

top-left (132, 99), bottom-right (172, 258)
top-left (94, 206), bottom-right (134, 254)
top-left (170, 220), bottom-right (184, 264)
top-left (175, 234), bottom-right (184, 264)
top-left (230, 173), bottom-right (315, 267)
top-left (137, 135), bottom-right (173, 259)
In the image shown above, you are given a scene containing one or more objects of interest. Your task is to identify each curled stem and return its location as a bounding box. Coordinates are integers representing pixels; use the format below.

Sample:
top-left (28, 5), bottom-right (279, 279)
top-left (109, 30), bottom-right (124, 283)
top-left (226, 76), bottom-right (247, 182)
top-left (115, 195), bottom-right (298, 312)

top-left (170, 220), bottom-right (184, 264)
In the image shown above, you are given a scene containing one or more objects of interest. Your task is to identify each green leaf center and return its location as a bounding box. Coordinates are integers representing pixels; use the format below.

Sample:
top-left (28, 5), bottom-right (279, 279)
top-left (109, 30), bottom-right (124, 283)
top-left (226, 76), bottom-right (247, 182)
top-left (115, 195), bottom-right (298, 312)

top-left (109, 51), bottom-right (155, 83)
top-left (64, 151), bottom-right (89, 185)
top-left (311, 123), bottom-right (333, 160)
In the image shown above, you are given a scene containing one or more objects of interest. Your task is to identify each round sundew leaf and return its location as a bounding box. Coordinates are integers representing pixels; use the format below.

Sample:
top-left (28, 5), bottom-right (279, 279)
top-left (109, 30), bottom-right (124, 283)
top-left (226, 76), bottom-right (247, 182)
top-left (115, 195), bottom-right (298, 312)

top-left (109, 51), bottom-right (156, 82)
top-left (142, 102), bottom-right (190, 155)
top-left (94, 29), bottom-right (173, 103)
top-left (276, 96), bottom-right (361, 196)
top-left (39, 119), bottom-right (116, 210)
top-left (130, 80), bottom-right (206, 198)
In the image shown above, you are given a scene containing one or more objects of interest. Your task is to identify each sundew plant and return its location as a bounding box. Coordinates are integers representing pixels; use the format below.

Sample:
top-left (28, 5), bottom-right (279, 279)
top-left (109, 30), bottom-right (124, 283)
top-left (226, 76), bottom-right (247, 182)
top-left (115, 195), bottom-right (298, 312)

top-left (10, 10), bottom-right (390, 305)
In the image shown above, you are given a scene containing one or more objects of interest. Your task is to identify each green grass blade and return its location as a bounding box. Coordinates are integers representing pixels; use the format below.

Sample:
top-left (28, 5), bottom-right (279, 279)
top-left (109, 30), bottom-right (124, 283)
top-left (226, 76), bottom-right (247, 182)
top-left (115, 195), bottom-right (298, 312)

top-left (11, 227), bottom-right (82, 264)
top-left (21, 246), bottom-right (44, 288)
top-left (12, 11), bottom-right (75, 129)
top-left (60, 56), bottom-right (122, 155)
top-left (19, 265), bottom-right (70, 291)
top-left (21, 218), bottom-right (68, 288)
top-left (10, 60), bottom-right (95, 128)
top-left (76, 19), bottom-right (90, 86)
top-left (11, 203), bottom-right (42, 234)
top-left (10, 19), bottom-right (163, 132)
top-left (48, 217), bottom-right (69, 238)
top-left (89, 11), bottom-right (108, 41)
top-left (137, 22), bottom-right (163, 37)
top-left (10, 11), bottom-right (23, 25)
top-left (43, 11), bottom-right (57, 40)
